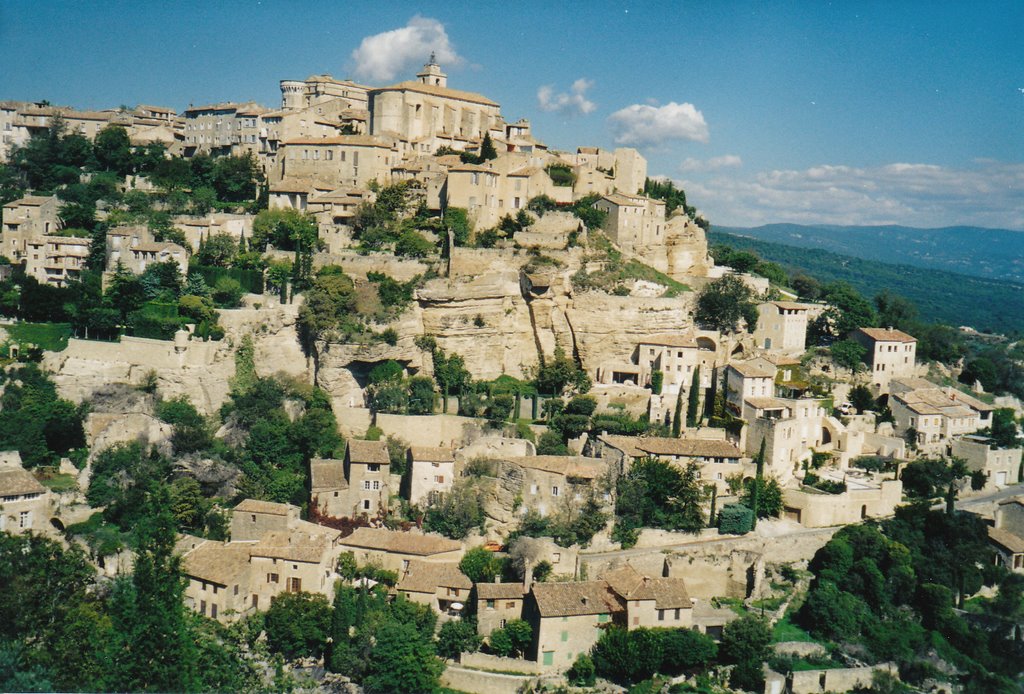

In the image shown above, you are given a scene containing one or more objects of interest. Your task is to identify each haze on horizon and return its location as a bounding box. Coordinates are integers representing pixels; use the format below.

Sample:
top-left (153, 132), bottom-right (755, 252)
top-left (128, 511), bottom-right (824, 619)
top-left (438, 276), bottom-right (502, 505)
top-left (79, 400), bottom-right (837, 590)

top-left (1, 0), bottom-right (1021, 230)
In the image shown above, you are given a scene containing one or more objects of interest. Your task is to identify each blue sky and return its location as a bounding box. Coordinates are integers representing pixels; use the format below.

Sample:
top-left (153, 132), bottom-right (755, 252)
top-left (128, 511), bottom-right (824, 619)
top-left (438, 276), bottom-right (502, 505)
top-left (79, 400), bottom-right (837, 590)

top-left (1, 1), bottom-right (1022, 229)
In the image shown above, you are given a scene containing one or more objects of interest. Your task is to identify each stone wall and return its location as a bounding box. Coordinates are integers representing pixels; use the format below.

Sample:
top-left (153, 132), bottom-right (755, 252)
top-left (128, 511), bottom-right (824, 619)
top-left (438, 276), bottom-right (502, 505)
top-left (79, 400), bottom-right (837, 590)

top-left (375, 413), bottom-right (485, 448)
top-left (788, 663), bottom-right (897, 694)
top-left (440, 666), bottom-right (538, 694)
top-left (459, 653), bottom-right (542, 675)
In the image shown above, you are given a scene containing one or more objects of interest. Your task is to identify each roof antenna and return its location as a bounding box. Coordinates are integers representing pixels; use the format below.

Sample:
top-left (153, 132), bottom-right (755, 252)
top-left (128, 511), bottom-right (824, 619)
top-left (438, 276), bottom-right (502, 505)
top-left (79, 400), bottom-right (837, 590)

top-left (429, 51), bottom-right (436, 64)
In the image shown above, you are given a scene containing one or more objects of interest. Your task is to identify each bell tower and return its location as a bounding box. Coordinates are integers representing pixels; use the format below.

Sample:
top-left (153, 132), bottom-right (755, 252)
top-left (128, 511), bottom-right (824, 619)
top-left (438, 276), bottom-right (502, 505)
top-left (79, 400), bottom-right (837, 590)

top-left (416, 52), bottom-right (447, 88)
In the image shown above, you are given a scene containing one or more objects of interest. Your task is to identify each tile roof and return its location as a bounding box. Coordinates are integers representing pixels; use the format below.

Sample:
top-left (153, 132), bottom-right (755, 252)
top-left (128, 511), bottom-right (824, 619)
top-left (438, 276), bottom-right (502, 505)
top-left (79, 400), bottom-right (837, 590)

top-left (745, 397), bottom-right (792, 411)
top-left (476, 582), bottom-right (527, 600)
top-left (634, 437), bottom-right (742, 459)
top-left (601, 565), bottom-right (690, 608)
top-left (396, 560), bottom-right (472, 594)
top-left (234, 499), bottom-right (293, 516)
top-left (310, 458), bottom-right (348, 491)
top-left (4, 195), bottom-right (54, 207)
top-left (728, 359), bottom-right (777, 378)
top-left (372, 80), bottom-right (499, 107)
top-left (182, 541), bottom-right (252, 586)
top-left (769, 301), bottom-right (812, 311)
top-left (347, 439), bottom-right (390, 465)
top-left (857, 327), bottom-right (917, 343)
top-left (639, 333), bottom-right (699, 348)
top-left (339, 527), bottom-right (461, 556)
top-left (532, 581), bottom-right (624, 618)
top-left (512, 456), bottom-right (606, 480)
top-left (249, 530), bottom-right (332, 563)
top-left (282, 135), bottom-right (393, 148)
top-left (410, 446), bottom-right (455, 463)
top-left (0, 466), bottom-right (46, 496)
top-left (989, 526), bottom-right (1024, 554)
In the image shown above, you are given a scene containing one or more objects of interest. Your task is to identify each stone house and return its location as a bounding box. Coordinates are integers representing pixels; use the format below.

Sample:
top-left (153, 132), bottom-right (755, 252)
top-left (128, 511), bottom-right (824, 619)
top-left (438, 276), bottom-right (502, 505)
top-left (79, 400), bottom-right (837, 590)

top-left (951, 435), bottom-right (1022, 490)
top-left (171, 213), bottom-right (253, 252)
top-left (568, 146), bottom-right (647, 200)
top-left (504, 455), bottom-right (609, 518)
top-left (408, 445), bottom-right (456, 506)
top-left (594, 434), bottom-right (746, 493)
top-left (753, 301), bottom-right (812, 353)
top-left (342, 439), bottom-right (392, 517)
top-left (602, 564), bottom-right (693, 631)
top-left (181, 541), bottom-right (254, 622)
top-left (593, 193), bottom-right (667, 252)
top-left (183, 101), bottom-right (267, 156)
top-left (274, 135), bottom-right (399, 191)
top-left (477, 582), bottom-right (527, 638)
top-left (336, 527), bottom-right (463, 574)
top-left (527, 580), bottom-right (625, 669)
top-left (2, 195), bottom-right (61, 260)
top-left (990, 497), bottom-right (1024, 573)
top-left (0, 452), bottom-right (51, 535)
top-left (782, 476), bottom-right (903, 527)
top-left (24, 235), bottom-right (90, 287)
top-left (889, 384), bottom-right (992, 452)
top-left (394, 560), bottom-right (472, 617)
top-left (724, 358), bottom-right (778, 411)
top-left (742, 397), bottom-right (838, 484)
top-left (247, 522), bottom-right (343, 604)
top-left (309, 457), bottom-right (348, 517)
top-left (111, 237), bottom-right (189, 278)
top-left (852, 327), bottom-right (917, 391)
top-left (230, 498), bottom-right (299, 541)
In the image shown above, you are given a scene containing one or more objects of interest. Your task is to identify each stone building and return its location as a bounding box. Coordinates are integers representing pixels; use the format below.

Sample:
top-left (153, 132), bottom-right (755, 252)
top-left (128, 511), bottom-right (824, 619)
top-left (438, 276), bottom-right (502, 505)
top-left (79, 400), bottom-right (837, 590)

top-left (181, 541), bottom-right (253, 622)
top-left (309, 457), bottom-right (348, 517)
top-left (724, 358), bottom-right (778, 412)
top-left (476, 582), bottom-right (527, 638)
top-left (503, 455), bottom-right (609, 518)
top-left (593, 193), bottom-right (667, 252)
top-left (24, 235), bottom-right (90, 286)
top-left (183, 102), bottom-right (267, 156)
top-left (341, 439), bottom-right (392, 517)
top-left (889, 381), bottom-right (992, 453)
top-left (229, 498), bottom-right (299, 542)
top-left (336, 527), bottom-right (463, 574)
top-left (951, 435), bottom-right (1022, 491)
top-left (595, 434), bottom-right (746, 493)
top-left (0, 452), bottom-right (51, 535)
top-left (852, 327), bottom-right (917, 391)
top-left (408, 445), bottom-right (456, 506)
top-left (990, 497), bottom-right (1024, 573)
top-left (782, 476), bottom-right (903, 527)
top-left (2, 195), bottom-right (61, 260)
top-left (274, 135), bottom-right (399, 191)
top-left (753, 301), bottom-right (813, 353)
top-left (742, 397), bottom-right (839, 484)
top-left (394, 560), bottom-right (472, 617)
top-left (368, 58), bottom-right (502, 149)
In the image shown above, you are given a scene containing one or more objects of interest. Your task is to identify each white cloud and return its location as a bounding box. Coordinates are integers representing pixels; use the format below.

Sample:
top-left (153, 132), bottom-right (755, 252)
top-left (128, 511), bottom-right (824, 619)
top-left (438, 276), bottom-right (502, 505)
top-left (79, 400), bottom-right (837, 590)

top-left (537, 78), bottom-right (596, 117)
top-left (677, 160), bottom-right (1024, 229)
top-left (351, 16), bottom-right (462, 83)
top-left (607, 102), bottom-right (709, 147)
top-left (680, 154), bottom-right (742, 172)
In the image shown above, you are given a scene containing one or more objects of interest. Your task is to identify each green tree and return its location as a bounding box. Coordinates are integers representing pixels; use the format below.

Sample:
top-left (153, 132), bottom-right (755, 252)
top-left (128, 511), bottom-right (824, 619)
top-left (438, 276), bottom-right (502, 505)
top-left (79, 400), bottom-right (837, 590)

top-left (849, 384), bottom-right (875, 413)
top-left (988, 408), bottom-right (1021, 449)
top-left (211, 152), bottom-right (262, 202)
top-left (694, 274), bottom-right (758, 333)
top-left (436, 618), bottom-right (482, 659)
top-left (686, 366), bottom-right (701, 427)
top-left (488, 619), bottom-right (532, 658)
top-left (479, 132), bottom-right (497, 161)
top-left (364, 621), bottom-right (443, 694)
top-left (93, 124), bottom-right (134, 175)
top-left (659, 628), bottom-right (717, 674)
top-left (830, 339), bottom-right (867, 371)
top-left (107, 486), bottom-right (198, 692)
top-left (264, 592), bottom-right (333, 660)
top-left (424, 479), bottom-right (486, 539)
top-left (567, 653), bottom-right (597, 686)
top-left (442, 207), bottom-right (471, 247)
top-left (741, 475), bottom-right (783, 520)
top-left (459, 547), bottom-right (503, 584)
top-left (615, 458), bottom-right (706, 541)
top-left (194, 232), bottom-right (238, 267)
top-left (720, 615), bottom-right (772, 692)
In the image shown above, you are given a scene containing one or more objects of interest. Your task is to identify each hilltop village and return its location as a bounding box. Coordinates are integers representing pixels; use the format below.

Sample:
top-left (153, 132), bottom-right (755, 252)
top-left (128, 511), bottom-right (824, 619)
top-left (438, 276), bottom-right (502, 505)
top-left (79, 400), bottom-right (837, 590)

top-left (2, 60), bottom-right (1024, 694)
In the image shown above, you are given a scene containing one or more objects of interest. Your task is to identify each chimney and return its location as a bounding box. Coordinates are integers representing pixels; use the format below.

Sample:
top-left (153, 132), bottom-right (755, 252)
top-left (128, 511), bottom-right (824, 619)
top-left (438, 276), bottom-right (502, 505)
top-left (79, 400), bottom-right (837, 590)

top-left (523, 561), bottom-right (534, 591)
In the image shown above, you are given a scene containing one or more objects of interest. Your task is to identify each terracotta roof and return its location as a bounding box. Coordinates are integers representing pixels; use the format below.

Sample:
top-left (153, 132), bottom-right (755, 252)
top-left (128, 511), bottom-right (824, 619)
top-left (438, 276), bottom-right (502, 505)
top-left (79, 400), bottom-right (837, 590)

top-left (249, 529), bottom-right (332, 563)
top-left (508, 166), bottom-right (542, 177)
top-left (511, 456), bottom-right (606, 479)
top-left (532, 581), bottom-right (624, 618)
top-left (182, 541), bottom-right (252, 586)
top-left (0, 466), bottom-right (46, 496)
top-left (310, 458), bottom-right (348, 491)
top-left (410, 446), bottom-right (455, 463)
top-left (769, 301), bottom-right (811, 311)
top-left (857, 327), bottom-right (917, 343)
top-left (601, 565), bottom-right (690, 608)
top-left (137, 104), bottom-right (176, 114)
top-left (339, 527), bottom-right (461, 556)
top-left (639, 333), bottom-right (698, 348)
top-left (448, 163), bottom-right (496, 174)
top-left (4, 195), bottom-right (54, 208)
top-left (270, 180), bottom-right (317, 194)
top-left (728, 359), bottom-right (777, 378)
top-left (347, 439), bottom-right (390, 465)
top-left (601, 192), bottom-right (648, 207)
top-left (234, 499), bottom-right (293, 516)
top-left (477, 582), bottom-right (527, 600)
top-left (396, 560), bottom-right (472, 594)
top-left (633, 437), bottom-right (742, 459)
top-left (894, 388), bottom-right (992, 417)
top-left (989, 527), bottom-right (1024, 554)
top-left (372, 80), bottom-right (499, 107)
top-left (577, 146), bottom-right (600, 154)
top-left (745, 397), bottom-right (792, 411)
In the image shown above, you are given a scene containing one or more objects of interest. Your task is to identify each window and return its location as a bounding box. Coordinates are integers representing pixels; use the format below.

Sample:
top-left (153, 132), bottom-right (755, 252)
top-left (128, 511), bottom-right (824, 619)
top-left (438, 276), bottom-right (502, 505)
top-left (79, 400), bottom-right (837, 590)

top-left (435, 475), bottom-right (445, 484)
top-left (363, 481), bottom-right (371, 490)
top-left (234, 585), bottom-right (239, 595)
top-left (251, 514), bottom-right (256, 522)
top-left (402, 559), bottom-right (410, 571)
top-left (506, 601), bottom-right (515, 608)
top-left (19, 511), bottom-right (30, 528)
top-left (598, 613), bottom-right (609, 623)
top-left (675, 608), bottom-right (681, 619)
top-left (551, 486), bottom-right (560, 497)
top-left (288, 577), bottom-right (302, 592)
top-left (530, 484), bottom-right (538, 495)
top-left (372, 480), bottom-right (380, 490)
top-left (658, 609), bottom-right (665, 621)
top-left (486, 599), bottom-right (495, 609)
top-left (362, 499), bottom-right (371, 510)
top-left (200, 600), bottom-right (206, 615)
top-left (211, 604), bottom-right (218, 619)
top-left (368, 464), bottom-right (381, 473)
top-left (252, 594), bottom-right (259, 608)
top-left (561, 630), bottom-right (569, 642)
top-left (552, 552), bottom-right (561, 563)
top-left (267, 573), bottom-right (279, 584)
top-left (500, 619), bottom-right (508, 629)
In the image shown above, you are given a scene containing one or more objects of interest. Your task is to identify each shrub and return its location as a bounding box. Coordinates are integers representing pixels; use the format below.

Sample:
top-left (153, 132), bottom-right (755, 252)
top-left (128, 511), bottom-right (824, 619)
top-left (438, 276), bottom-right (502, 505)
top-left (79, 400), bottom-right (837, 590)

top-left (718, 503), bottom-right (754, 535)
top-left (567, 653), bottom-right (596, 686)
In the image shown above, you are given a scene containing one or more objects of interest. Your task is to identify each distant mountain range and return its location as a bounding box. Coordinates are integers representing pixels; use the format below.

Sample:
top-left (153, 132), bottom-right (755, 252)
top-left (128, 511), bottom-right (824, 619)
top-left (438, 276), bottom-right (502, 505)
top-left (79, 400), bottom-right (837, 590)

top-left (707, 230), bottom-right (1024, 335)
top-left (713, 223), bottom-right (1024, 284)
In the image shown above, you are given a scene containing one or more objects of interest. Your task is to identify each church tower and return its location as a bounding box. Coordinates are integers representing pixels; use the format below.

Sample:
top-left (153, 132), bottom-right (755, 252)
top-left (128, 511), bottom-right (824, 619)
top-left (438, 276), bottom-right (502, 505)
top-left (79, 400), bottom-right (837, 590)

top-left (416, 53), bottom-right (447, 88)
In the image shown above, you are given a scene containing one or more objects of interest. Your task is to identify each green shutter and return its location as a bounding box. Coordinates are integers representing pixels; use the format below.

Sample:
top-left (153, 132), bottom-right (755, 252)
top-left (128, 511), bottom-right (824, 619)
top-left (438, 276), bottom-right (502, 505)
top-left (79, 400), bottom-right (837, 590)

top-left (543, 651), bottom-right (554, 666)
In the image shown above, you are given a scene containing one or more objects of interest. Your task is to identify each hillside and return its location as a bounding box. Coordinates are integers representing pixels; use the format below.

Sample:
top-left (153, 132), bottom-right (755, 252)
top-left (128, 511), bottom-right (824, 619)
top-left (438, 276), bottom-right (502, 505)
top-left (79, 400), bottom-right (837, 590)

top-left (708, 230), bottom-right (1024, 335)
top-left (714, 223), bottom-right (1024, 284)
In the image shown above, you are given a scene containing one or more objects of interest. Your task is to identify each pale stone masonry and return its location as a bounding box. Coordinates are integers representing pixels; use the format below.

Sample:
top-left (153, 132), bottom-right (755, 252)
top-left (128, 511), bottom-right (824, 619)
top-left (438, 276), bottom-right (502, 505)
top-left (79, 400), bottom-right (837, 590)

top-left (753, 301), bottom-right (812, 353)
top-left (477, 582), bottom-right (528, 638)
top-left (24, 235), bottom-right (91, 287)
top-left (394, 560), bottom-right (472, 617)
top-left (342, 439), bottom-right (392, 517)
top-left (336, 526), bottom-right (463, 574)
top-left (2, 195), bottom-right (61, 261)
top-left (951, 435), bottom-right (1021, 491)
top-left (852, 327), bottom-right (917, 391)
top-left (407, 446), bottom-right (456, 507)
top-left (0, 452), bottom-right (51, 535)
top-left (990, 497), bottom-right (1024, 573)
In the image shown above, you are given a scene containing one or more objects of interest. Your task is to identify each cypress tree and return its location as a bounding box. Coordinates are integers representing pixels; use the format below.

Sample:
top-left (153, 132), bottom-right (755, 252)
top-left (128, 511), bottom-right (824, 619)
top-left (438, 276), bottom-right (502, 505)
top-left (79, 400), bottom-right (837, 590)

top-left (751, 438), bottom-right (766, 529)
top-left (672, 387), bottom-right (684, 437)
top-left (480, 132), bottom-right (497, 161)
top-left (686, 366), bottom-right (701, 427)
